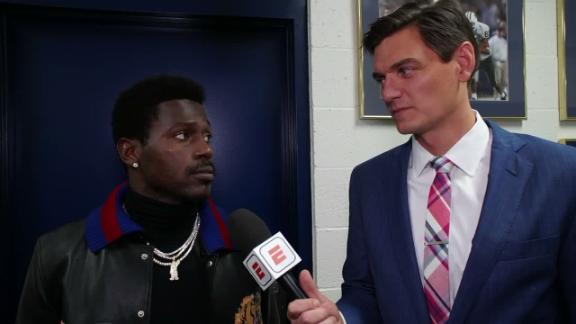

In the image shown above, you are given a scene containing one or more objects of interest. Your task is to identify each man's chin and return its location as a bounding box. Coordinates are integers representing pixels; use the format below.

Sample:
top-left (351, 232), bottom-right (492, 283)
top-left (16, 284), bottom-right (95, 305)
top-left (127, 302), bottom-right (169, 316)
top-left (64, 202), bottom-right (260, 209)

top-left (394, 120), bottom-right (423, 135)
top-left (182, 184), bottom-right (212, 202)
top-left (395, 124), bottom-right (415, 135)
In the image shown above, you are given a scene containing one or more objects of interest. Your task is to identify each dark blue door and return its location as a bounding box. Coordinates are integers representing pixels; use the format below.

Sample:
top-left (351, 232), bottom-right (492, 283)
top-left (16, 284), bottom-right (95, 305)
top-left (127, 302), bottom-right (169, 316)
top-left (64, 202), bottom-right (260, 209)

top-left (0, 1), bottom-right (310, 321)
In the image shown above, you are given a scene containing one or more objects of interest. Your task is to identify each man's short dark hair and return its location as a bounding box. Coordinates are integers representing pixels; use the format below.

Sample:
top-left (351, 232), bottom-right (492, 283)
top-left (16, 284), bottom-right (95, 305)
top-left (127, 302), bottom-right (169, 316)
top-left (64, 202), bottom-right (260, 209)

top-left (112, 75), bottom-right (205, 144)
top-left (363, 0), bottom-right (479, 72)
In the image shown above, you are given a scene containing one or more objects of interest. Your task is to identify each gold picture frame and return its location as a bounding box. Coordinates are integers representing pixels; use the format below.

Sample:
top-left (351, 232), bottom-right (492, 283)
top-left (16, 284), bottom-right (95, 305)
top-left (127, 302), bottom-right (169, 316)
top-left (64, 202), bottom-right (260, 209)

top-left (557, 0), bottom-right (575, 120)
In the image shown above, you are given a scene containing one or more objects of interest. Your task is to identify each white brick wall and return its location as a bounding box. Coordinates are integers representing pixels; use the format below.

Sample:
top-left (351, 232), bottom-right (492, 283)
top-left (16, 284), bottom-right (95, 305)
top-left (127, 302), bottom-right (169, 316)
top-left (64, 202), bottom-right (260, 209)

top-left (308, 0), bottom-right (576, 301)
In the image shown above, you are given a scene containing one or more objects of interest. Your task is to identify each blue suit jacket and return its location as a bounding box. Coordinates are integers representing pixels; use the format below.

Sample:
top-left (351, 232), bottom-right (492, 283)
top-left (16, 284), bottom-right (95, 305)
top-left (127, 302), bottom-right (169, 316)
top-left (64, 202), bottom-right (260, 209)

top-left (337, 120), bottom-right (576, 323)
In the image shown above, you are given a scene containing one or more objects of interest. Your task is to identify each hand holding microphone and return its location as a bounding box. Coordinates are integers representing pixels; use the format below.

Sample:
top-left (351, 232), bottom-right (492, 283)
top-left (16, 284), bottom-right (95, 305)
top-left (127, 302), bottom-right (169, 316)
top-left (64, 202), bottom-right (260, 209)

top-left (287, 270), bottom-right (344, 324)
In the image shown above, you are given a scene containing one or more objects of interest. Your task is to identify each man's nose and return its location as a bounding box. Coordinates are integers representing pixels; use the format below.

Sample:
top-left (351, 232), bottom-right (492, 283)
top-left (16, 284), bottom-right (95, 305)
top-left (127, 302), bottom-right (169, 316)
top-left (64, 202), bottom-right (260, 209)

top-left (381, 78), bottom-right (401, 102)
top-left (196, 141), bottom-right (213, 159)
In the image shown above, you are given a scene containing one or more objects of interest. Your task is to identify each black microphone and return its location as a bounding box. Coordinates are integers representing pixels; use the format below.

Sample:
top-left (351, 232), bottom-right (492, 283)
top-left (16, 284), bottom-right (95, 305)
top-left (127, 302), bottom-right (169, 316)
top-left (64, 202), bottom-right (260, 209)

top-left (228, 208), bottom-right (308, 301)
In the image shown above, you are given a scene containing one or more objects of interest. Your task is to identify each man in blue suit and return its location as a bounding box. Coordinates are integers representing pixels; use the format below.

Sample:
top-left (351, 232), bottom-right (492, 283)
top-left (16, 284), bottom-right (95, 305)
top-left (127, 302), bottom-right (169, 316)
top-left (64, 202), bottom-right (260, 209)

top-left (287, 0), bottom-right (576, 323)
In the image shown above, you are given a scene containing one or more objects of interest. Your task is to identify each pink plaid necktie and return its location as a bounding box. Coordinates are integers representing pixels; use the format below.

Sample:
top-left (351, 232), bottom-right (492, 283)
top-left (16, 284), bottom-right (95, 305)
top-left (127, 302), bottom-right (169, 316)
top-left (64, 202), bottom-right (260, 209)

top-left (424, 156), bottom-right (453, 324)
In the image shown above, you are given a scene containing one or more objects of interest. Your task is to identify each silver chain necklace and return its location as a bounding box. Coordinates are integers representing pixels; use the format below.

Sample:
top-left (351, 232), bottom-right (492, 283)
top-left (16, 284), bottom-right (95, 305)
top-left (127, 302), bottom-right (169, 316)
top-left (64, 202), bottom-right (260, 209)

top-left (152, 214), bottom-right (201, 281)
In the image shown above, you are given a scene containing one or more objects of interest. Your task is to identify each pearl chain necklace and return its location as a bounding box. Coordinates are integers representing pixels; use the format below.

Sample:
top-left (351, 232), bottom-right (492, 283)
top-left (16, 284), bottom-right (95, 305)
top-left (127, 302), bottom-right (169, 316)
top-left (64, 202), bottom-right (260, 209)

top-left (152, 214), bottom-right (201, 281)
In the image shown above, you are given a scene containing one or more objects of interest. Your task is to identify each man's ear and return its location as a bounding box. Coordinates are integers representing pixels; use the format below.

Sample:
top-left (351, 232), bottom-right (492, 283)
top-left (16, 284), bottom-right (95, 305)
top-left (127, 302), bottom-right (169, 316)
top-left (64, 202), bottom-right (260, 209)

top-left (454, 41), bottom-right (476, 82)
top-left (116, 138), bottom-right (142, 167)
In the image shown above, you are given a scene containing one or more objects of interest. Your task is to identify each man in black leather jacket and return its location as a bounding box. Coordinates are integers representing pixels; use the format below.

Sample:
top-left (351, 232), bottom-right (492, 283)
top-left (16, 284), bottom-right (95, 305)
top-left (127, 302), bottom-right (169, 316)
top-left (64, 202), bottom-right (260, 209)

top-left (16, 75), bottom-right (286, 324)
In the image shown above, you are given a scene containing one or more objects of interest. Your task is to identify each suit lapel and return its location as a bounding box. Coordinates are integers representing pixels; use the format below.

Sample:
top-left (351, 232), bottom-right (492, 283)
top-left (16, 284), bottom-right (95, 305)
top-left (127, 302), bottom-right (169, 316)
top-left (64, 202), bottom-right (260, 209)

top-left (385, 141), bottom-right (431, 322)
top-left (449, 121), bottom-right (533, 323)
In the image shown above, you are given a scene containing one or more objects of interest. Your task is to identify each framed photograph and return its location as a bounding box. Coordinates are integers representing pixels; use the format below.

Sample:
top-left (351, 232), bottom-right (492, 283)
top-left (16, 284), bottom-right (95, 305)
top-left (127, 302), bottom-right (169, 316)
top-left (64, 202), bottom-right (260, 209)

top-left (559, 139), bottom-right (576, 147)
top-left (557, 0), bottom-right (576, 120)
top-left (358, 0), bottom-right (526, 119)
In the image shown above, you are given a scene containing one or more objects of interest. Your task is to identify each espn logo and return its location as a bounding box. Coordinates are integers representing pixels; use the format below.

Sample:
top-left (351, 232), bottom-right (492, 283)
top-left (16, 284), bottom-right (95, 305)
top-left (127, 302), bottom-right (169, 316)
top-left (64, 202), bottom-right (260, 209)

top-left (245, 254), bottom-right (273, 289)
top-left (268, 244), bottom-right (287, 265)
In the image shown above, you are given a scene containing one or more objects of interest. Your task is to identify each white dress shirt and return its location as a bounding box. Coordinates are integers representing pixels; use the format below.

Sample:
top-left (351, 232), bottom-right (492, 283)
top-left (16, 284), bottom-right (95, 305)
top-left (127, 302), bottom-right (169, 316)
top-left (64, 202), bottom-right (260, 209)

top-left (407, 111), bottom-right (492, 306)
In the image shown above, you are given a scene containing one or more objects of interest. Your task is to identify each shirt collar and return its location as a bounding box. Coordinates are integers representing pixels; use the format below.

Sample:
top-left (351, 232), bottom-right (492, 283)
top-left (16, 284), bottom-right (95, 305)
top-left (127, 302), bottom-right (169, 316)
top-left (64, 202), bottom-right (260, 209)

top-left (410, 137), bottom-right (435, 176)
top-left (85, 183), bottom-right (233, 253)
top-left (410, 110), bottom-right (490, 176)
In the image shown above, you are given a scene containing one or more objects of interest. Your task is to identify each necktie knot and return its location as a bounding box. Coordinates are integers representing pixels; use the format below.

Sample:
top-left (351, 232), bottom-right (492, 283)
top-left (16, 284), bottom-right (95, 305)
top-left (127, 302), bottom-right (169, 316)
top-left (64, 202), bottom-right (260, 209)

top-left (430, 156), bottom-right (453, 174)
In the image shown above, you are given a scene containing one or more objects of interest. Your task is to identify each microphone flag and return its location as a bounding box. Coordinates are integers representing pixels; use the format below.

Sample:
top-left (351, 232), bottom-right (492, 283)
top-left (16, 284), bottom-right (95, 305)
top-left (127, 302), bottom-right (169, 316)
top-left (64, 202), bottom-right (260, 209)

top-left (242, 232), bottom-right (302, 290)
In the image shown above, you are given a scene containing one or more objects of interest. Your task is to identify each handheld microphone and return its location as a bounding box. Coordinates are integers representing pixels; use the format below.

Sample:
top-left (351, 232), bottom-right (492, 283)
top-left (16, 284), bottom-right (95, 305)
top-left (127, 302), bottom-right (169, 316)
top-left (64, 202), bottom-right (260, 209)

top-left (228, 208), bottom-right (308, 300)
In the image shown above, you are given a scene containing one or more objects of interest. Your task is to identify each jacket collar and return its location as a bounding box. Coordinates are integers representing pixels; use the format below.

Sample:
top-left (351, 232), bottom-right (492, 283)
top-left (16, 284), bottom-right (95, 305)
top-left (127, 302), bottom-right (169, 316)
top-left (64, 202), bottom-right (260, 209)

top-left (86, 183), bottom-right (233, 253)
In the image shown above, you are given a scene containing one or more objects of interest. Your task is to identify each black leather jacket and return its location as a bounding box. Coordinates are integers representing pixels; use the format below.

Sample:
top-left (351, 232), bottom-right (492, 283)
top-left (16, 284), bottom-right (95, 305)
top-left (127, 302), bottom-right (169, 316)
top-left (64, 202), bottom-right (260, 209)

top-left (16, 185), bottom-right (287, 324)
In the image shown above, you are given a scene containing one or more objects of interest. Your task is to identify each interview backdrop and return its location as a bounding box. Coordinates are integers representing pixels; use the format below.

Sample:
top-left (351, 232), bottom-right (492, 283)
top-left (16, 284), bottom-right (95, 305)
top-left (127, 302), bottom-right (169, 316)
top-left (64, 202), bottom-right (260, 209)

top-left (0, 1), bottom-right (310, 321)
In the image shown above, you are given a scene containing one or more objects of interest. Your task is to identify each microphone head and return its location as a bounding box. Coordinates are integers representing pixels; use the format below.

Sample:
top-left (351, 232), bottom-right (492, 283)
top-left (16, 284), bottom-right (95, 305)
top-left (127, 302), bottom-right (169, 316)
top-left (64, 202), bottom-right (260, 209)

top-left (228, 208), bottom-right (272, 252)
top-left (228, 208), bottom-right (306, 298)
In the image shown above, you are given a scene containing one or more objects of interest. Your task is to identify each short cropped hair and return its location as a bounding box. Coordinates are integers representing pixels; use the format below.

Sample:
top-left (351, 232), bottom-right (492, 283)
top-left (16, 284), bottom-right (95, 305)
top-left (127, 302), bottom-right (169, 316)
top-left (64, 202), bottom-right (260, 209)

top-left (112, 75), bottom-right (205, 144)
top-left (363, 0), bottom-right (479, 72)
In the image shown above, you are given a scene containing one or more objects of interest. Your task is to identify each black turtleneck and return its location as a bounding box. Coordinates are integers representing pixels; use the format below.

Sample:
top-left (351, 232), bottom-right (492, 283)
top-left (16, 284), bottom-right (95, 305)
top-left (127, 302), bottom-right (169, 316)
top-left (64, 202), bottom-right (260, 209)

top-left (124, 188), bottom-right (210, 323)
